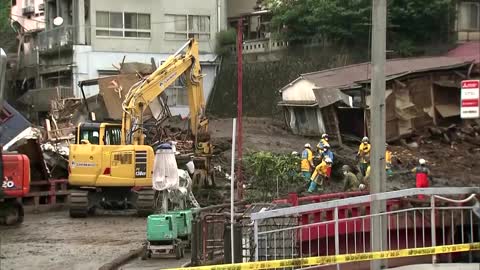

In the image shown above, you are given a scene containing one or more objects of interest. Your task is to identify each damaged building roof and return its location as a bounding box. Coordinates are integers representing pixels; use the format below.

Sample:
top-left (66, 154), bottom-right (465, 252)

top-left (311, 88), bottom-right (351, 108)
top-left (278, 88), bottom-right (350, 108)
top-left (293, 56), bottom-right (475, 92)
top-left (446, 42), bottom-right (480, 63)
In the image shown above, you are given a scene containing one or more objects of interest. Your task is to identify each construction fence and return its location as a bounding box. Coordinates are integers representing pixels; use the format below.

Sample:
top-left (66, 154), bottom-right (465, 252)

top-left (188, 187), bottom-right (480, 269)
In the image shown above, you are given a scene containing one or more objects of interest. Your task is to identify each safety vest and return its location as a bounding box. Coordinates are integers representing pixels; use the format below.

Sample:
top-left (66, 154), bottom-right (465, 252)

top-left (301, 149), bottom-right (313, 171)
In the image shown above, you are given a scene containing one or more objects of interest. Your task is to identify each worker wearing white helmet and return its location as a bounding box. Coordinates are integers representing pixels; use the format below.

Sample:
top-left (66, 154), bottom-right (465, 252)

top-left (316, 134), bottom-right (329, 154)
top-left (301, 143), bottom-right (314, 182)
top-left (308, 156), bottom-right (332, 193)
top-left (321, 143), bottom-right (334, 163)
top-left (357, 136), bottom-right (371, 176)
top-left (412, 158), bottom-right (431, 199)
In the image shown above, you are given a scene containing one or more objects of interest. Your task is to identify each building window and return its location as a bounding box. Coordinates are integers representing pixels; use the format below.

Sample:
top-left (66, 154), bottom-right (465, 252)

top-left (12, 0), bottom-right (16, 6)
top-left (165, 78), bottom-right (188, 106)
top-left (459, 2), bottom-right (480, 30)
top-left (165, 14), bottom-right (211, 41)
top-left (96, 11), bottom-right (151, 38)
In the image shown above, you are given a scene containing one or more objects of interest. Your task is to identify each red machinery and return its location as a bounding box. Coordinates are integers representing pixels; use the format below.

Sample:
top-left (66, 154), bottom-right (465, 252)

top-left (0, 150), bottom-right (30, 225)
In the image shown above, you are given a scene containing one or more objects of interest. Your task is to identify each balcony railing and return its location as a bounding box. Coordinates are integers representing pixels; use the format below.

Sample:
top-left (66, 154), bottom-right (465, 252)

top-left (38, 26), bottom-right (77, 52)
top-left (22, 6), bottom-right (35, 15)
top-left (241, 38), bottom-right (289, 54)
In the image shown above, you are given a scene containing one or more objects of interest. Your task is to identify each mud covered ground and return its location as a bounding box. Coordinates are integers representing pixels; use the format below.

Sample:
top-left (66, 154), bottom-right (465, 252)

top-left (0, 211), bottom-right (186, 270)
top-left (208, 117), bottom-right (480, 199)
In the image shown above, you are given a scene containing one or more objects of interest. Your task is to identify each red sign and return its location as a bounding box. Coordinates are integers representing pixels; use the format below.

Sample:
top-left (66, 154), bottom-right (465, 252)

top-left (461, 80), bottom-right (480, 119)
top-left (462, 81), bottom-right (479, 89)
top-left (462, 99), bottom-right (479, 107)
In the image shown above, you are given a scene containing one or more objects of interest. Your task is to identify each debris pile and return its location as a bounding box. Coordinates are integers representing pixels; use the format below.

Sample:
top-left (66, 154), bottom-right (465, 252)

top-left (49, 98), bottom-right (82, 139)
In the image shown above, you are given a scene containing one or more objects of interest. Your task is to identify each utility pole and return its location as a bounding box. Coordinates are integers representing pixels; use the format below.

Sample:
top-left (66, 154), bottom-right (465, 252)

top-left (370, 0), bottom-right (387, 270)
top-left (236, 18), bottom-right (244, 200)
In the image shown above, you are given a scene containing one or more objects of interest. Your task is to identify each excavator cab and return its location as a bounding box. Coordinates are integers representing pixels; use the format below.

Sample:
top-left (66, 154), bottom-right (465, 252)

top-left (75, 122), bottom-right (122, 146)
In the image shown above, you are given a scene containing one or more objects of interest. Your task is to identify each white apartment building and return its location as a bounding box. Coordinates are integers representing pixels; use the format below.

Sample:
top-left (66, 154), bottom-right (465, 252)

top-left (18, 0), bottom-right (228, 118)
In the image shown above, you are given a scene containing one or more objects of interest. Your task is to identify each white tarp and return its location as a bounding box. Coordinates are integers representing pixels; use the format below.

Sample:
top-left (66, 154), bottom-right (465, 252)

top-left (152, 149), bottom-right (179, 191)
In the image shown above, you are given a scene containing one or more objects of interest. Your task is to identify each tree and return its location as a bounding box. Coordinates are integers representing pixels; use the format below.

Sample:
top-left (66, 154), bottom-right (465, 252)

top-left (0, 0), bottom-right (12, 33)
top-left (267, 0), bottom-right (454, 46)
top-left (244, 151), bottom-right (304, 202)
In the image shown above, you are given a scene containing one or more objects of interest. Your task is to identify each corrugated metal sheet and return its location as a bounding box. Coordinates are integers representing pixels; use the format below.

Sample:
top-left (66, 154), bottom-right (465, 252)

top-left (436, 104), bottom-right (460, 118)
top-left (311, 88), bottom-right (350, 108)
top-left (17, 87), bottom-right (74, 112)
top-left (301, 56), bottom-right (475, 91)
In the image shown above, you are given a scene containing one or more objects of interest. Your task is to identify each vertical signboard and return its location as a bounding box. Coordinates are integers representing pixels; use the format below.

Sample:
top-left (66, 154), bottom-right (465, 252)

top-left (461, 80), bottom-right (480, 119)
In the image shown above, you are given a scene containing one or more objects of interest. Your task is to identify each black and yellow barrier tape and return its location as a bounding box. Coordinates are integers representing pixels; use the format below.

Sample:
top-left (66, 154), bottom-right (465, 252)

top-left (166, 242), bottom-right (480, 270)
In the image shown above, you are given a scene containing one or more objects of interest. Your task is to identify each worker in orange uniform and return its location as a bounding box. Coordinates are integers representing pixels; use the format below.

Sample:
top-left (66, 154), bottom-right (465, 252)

top-left (412, 158), bottom-right (431, 199)
top-left (316, 133), bottom-right (329, 155)
top-left (357, 137), bottom-right (371, 176)
top-left (308, 157), bottom-right (332, 192)
top-left (385, 143), bottom-right (393, 177)
top-left (301, 143), bottom-right (314, 182)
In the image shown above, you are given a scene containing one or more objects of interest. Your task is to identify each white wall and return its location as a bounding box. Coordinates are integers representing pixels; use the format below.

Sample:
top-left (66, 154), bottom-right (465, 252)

top-left (72, 45), bottom-right (217, 117)
top-left (89, 0), bottom-right (224, 54)
top-left (10, 0), bottom-right (45, 31)
top-left (281, 79), bottom-right (317, 102)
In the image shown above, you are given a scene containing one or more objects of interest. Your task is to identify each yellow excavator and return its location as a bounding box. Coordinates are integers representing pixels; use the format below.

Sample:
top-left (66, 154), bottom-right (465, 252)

top-left (68, 39), bottom-right (211, 217)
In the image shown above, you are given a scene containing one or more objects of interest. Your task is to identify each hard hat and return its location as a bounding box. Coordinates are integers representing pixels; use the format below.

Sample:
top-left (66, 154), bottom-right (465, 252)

top-left (322, 133), bottom-right (329, 139)
top-left (342, 165), bottom-right (350, 171)
top-left (291, 151), bottom-right (298, 155)
top-left (359, 184), bottom-right (366, 190)
top-left (419, 158), bottom-right (426, 165)
top-left (362, 137), bottom-right (369, 142)
top-left (305, 143), bottom-right (311, 148)
top-left (325, 157), bottom-right (332, 163)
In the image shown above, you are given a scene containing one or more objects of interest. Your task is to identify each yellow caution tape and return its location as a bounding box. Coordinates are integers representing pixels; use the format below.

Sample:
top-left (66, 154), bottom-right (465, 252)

top-left (165, 242), bottom-right (480, 270)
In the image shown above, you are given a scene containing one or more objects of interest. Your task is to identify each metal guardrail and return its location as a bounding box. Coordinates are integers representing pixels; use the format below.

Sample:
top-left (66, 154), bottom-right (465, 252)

top-left (251, 187), bottom-right (480, 268)
top-left (252, 188), bottom-right (480, 220)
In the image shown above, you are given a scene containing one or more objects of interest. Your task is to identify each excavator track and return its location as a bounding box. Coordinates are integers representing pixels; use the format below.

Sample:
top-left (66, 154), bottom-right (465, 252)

top-left (69, 189), bottom-right (89, 218)
top-left (136, 189), bottom-right (155, 217)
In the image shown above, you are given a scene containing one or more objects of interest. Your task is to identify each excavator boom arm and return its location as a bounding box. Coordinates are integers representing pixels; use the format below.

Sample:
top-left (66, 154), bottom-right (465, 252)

top-left (121, 39), bottom-right (206, 145)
